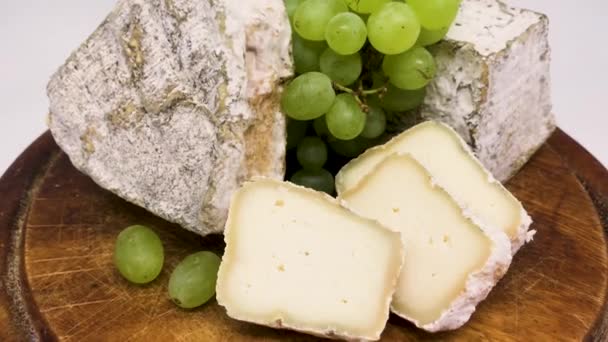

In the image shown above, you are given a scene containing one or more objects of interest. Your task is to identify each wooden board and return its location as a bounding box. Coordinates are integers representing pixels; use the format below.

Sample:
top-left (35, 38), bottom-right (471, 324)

top-left (1, 129), bottom-right (607, 341)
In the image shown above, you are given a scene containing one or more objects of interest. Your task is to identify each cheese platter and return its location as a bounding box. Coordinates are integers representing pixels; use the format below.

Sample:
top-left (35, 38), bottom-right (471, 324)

top-left (1, 0), bottom-right (607, 340)
top-left (1, 129), bottom-right (607, 341)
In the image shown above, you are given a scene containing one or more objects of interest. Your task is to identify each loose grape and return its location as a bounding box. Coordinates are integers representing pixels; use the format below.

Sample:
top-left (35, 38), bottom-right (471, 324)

top-left (313, 116), bottom-right (331, 138)
top-left (286, 118), bottom-right (309, 150)
top-left (297, 137), bottom-right (328, 169)
top-left (169, 251), bottom-right (221, 309)
top-left (293, 0), bottom-right (348, 41)
top-left (345, 0), bottom-right (390, 14)
top-left (282, 72), bottom-right (336, 120)
top-left (361, 105), bottom-right (386, 139)
top-left (293, 35), bottom-right (326, 74)
top-left (383, 47), bottom-right (436, 90)
top-left (325, 13), bottom-right (367, 55)
top-left (319, 49), bottom-right (362, 86)
top-left (114, 225), bottom-right (164, 284)
top-left (367, 2), bottom-right (420, 55)
top-left (407, 0), bottom-right (461, 30)
top-left (416, 26), bottom-right (450, 46)
top-left (291, 168), bottom-right (335, 194)
top-left (380, 85), bottom-right (426, 112)
top-left (326, 93), bottom-right (366, 140)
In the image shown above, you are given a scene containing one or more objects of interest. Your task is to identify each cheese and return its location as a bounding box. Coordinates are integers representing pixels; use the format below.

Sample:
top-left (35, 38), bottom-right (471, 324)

top-left (390, 0), bottom-right (555, 181)
top-left (216, 179), bottom-right (404, 341)
top-left (339, 155), bottom-right (512, 332)
top-left (46, 0), bottom-right (293, 236)
top-left (336, 121), bottom-right (532, 252)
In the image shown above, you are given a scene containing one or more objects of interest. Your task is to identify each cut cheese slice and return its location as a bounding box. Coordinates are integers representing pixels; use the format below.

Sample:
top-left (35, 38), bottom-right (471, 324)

top-left (216, 179), bottom-right (404, 341)
top-left (336, 121), bottom-right (532, 253)
top-left (339, 154), bottom-right (512, 332)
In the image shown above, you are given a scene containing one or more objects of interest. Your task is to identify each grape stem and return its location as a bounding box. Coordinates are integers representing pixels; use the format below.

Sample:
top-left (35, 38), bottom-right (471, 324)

top-left (353, 95), bottom-right (368, 112)
top-left (332, 82), bottom-right (367, 111)
top-left (332, 82), bottom-right (354, 94)
top-left (332, 82), bottom-right (387, 97)
top-left (361, 86), bottom-right (387, 96)
top-left (332, 81), bottom-right (388, 113)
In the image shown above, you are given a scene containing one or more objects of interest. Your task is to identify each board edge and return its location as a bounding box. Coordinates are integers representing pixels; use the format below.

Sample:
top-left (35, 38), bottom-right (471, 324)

top-left (0, 131), bottom-right (60, 341)
top-left (547, 129), bottom-right (608, 342)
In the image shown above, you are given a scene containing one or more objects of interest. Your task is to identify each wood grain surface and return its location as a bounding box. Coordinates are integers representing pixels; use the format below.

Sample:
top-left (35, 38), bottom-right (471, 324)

top-left (1, 129), bottom-right (607, 342)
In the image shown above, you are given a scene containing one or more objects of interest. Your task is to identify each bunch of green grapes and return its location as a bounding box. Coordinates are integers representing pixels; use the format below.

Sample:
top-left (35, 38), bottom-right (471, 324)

top-left (283, 0), bottom-right (461, 193)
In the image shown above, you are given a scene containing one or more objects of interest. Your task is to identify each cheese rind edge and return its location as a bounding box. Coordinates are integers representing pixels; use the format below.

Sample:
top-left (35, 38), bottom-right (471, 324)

top-left (398, 192), bottom-right (512, 332)
top-left (397, 218), bottom-right (512, 332)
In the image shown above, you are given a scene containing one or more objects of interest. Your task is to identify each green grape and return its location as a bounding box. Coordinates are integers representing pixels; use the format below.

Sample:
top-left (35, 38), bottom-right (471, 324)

top-left (345, 0), bottom-right (390, 14)
top-left (114, 225), bottom-right (164, 284)
top-left (368, 72), bottom-right (426, 111)
top-left (282, 72), bottom-right (336, 120)
top-left (380, 85), bottom-right (426, 112)
top-left (325, 13), bottom-right (367, 55)
top-left (361, 104), bottom-right (386, 139)
top-left (367, 2), bottom-right (420, 55)
top-left (297, 137), bottom-right (328, 169)
top-left (383, 46), bottom-right (436, 90)
top-left (328, 136), bottom-right (369, 158)
top-left (293, 0), bottom-right (348, 41)
top-left (416, 26), bottom-right (450, 46)
top-left (291, 168), bottom-right (335, 194)
top-left (313, 116), bottom-right (331, 138)
top-left (169, 251), bottom-right (221, 309)
top-left (293, 35), bottom-right (326, 74)
top-left (357, 12), bottom-right (370, 23)
top-left (319, 49), bottom-right (362, 86)
top-left (286, 118), bottom-right (309, 150)
top-left (326, 93), bottom-right (366, 140)
top-left (407, 0), bottom-right (461, 30)
top-left (285, 0), bottom-right (302, 19)
top-left (370, 71), bottom-right (387, 89)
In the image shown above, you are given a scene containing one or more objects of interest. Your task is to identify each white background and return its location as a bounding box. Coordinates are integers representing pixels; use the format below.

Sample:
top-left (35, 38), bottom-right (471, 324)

top-left (0, 0), bottom-right (606, 175)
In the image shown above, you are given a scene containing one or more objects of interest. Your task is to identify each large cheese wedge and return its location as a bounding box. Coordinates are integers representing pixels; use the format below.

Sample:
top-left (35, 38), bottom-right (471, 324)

top-left (46, 0), bottom-right (292, 236)
top-left (336, 121), bottom-right (532, 253)
top-left (340, 155), bottom-right (512, 332)
top-left (389, 0), bottom-right (555, 181)
top-left (216, 179), bottom-right (404, 341)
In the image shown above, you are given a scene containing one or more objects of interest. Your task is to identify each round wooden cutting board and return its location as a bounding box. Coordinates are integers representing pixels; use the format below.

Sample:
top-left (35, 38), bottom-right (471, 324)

top-left (1, 129), bottom-right (607, 341)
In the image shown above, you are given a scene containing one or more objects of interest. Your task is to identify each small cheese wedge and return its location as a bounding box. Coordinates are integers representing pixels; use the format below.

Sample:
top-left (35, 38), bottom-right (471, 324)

top-left (336, 121), bottom-right (532, 253)
top-left (216, 179), bottom-right (404, 341)
top-left (340, 155), bottom-right (512, 332)
top-left (405, 0), bottom-right (555, 181)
